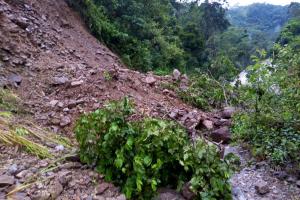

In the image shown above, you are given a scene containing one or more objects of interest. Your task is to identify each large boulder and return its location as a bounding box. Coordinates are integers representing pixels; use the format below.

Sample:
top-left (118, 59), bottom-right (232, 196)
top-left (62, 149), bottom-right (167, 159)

top-left (0, 175), bottom-right (14, 187)
top-left (144, 76), bottom-right (156, 85)
top-left (254, 180), bottom-right (270, 195)
top-left (221, 107), bottom-right (236, 119)
top-left (173, 69), bottom-right (181, 80)
top-left (211, 126), bottom-right (231, 143)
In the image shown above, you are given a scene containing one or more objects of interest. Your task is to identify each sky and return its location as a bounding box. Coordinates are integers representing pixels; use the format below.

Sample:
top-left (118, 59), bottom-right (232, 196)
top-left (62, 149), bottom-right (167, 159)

top-left (228, 0), bottom-right (300, 7)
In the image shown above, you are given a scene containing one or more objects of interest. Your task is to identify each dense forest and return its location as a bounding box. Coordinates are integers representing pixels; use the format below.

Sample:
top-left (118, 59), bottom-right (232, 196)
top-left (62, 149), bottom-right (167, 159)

top-left (66, 0), bottom-right (300, 80)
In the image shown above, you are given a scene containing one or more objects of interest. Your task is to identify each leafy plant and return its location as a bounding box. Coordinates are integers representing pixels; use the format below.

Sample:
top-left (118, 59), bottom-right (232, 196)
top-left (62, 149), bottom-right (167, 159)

top-left (163, 73), bottom-right (233, 110)
top-left (75, 98), bottom-right (233, 199)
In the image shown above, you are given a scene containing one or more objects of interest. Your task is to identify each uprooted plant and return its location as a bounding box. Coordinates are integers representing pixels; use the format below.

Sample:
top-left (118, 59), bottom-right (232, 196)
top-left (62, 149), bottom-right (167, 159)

top-left (75, 98), bottom-right (234, 199)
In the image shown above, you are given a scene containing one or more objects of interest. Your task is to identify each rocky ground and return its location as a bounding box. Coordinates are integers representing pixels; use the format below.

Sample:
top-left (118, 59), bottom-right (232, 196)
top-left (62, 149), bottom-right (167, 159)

top-left (0, 0), bottom-right (299, 199)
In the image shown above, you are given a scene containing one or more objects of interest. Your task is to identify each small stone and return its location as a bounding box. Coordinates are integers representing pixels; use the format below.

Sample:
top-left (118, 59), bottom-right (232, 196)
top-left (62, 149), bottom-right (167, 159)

top-left (58, 102), bottom-right (64, 108)
top-left (221, 107), bottom-right (236, 119)
top-left (32, 190), bottom-right (50, 200)
top-left (155, 189), bottom-right (185, 200)
top-left (182, 183), bottom-right (196, 200)
top-left (16, 170), bottom-right (29, 179)
top-left (49, 100), bottom-right (59, 107)
top-left (12, 17), bottom-right (29, 29)
top-left (55, 145), bottom-right (64, 152)
top-left (0, 175), bottom-right (14, 187)
top-left (287, 176), bottom-right (296, 183)
top-left (58, 172), bottom-right (71, 186)
top-left (53, 76), bottom-right (68, 85)
top-left (255, 180), bottom-right (270, 195)
top-left (96, 182), bottom-right (110, 195)
top-left (48, 180), bottom-right (63, 199)
top-left (116, 194), bottom-right (126, 200)
top-left (274, 171), bottom-right (288, 180)
top-left (296, 180), bottom-right (300, 188)
top-left (202, 120), bottom-right (214, 130)
top-left (173, 69), bottom-right (181, 80)
top-left (8, 164), bottom-right (18, 175)
top-left (71, 80), bottom-right (84, 87)
top-left (144, 76), bottom-right (156, 85)
top-left (8, 74), bottom-right (22, 86)
top-left (60, 116), bottom-right (71, 127)
top-left (60, 19), bottom-right (70, 28)
top-left (169, 111), bottom-right (178, 119)
top-left (38, 160), bottom-right (49, 168)
top-left (211, 126), bottom-right (231, 143)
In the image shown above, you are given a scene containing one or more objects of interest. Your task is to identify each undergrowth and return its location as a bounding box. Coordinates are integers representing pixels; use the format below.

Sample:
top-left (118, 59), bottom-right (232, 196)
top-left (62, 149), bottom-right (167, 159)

top-left (75, 98), bottom-right (233, 199)
top-left (162, 74), bottom-right (233, 111)
top-left (232, 47), bottom-right (300, 166)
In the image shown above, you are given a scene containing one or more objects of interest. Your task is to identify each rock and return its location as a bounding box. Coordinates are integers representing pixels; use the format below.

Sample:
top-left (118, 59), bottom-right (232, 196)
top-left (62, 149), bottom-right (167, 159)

top-left (155, 189), bottom-right (185, 200)
top-left (163, 89), bottom-right (176, 97)
top-left (254, 180), bottom-right (270, 195)
top-left (8, 164), bottom-right (18, 175)
top-left (55, 145), bottom-right (64, 152)
top-left (31, 190), bottom-right (51, 200)
top-left (60, 19), bottom-right (70, 28)
top-left (221, 107), bottom-right (236, 119)
top-left (182, 183), bottom-right (196, 200)
top-left (49, 100), bottom-right (59, 107)
top-left (16, 170), bottom-right (29, 179)
top-left (211, 126), bottom-right (231, 143)
top-left (296, 180), bottom-right (300, 188)
top-left (0, 193), bottom-right (5, 200)
top-left (71, 80), bottom-right (84, 87)
top-left (8, 74), bottom-right (22, 86)
top-left (48, 180), bottom-right (63, 199)
top-left (202, 120), bottom-right (214, 130)
top-left (144, 76), bottom-right (156, 85)
top-left (53, 76), bottom-right (68, 85)
top-left (115, 194), bottom-right (126, 200)
top-left (168, 111), bottom-right (178, 119)
top-left (60, 116), bottom-right (71, 127)
top-left (58, 171), bottom-right (72, 186)
top-left (96, 182), bottom-right (110, 195)
top-left (38, 160), bottom-right (49, 168)
top-left (287, 176), bottom-right (296, 183)
top-left (274, 171), bottom-right (288, 181)
top-left (215, 118), bottom-right (232, 127)
top-left (173, 69), bottom-right (181, 80)
top-left (0, 175), bottom-right (14, 187)
top-left (232, 186), bottom-right (247, 200)
top-left (12, 17), bottom-right (29, 29)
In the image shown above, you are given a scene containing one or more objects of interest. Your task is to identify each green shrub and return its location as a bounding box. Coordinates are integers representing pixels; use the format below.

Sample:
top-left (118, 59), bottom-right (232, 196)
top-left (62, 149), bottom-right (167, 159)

top-left (75, 98), bottom-right (232, 199)
top-left (163, 74), bottom-right (232, 111)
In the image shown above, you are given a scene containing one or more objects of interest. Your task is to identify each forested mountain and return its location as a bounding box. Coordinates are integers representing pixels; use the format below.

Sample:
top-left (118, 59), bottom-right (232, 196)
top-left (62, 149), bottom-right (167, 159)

top-left (228, 3), bottom-right (289, 45)
top-left (211, 2), bottom-right (300, 75)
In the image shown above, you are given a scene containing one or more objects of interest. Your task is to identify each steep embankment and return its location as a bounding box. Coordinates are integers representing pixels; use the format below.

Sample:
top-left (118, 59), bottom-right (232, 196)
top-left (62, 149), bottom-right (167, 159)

top-left (0, 0), bottom-right (224, 199)
top-left (0, 0), bottom-right (211, 135)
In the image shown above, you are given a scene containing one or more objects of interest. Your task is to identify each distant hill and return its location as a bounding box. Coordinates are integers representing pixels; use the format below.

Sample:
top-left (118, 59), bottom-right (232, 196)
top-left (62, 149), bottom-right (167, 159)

top-left (227, 3), bottom-right (290, 49)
